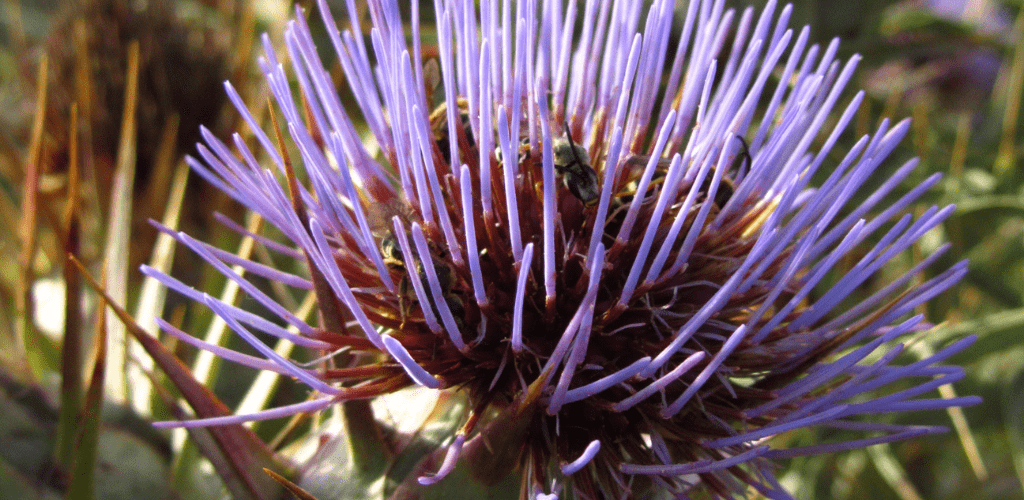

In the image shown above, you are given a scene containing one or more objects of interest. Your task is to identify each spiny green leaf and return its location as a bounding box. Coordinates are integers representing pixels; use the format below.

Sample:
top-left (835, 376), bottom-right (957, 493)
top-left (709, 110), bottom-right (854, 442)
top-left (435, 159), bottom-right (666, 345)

top-left (64, 265), bottom-right (106, 500)
top-left (70, 256), bottom-right (283, 500)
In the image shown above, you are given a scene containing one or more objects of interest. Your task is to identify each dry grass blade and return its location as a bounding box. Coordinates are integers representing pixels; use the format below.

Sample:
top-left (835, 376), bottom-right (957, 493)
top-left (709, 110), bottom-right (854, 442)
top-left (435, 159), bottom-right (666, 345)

top-left (4, 2), bottom-right (26, 52)
top-left (142, 114), bottom-right (181, 220)
top-left (266, 102), bottom-right (345, 332)
top-left (102, 40), bottom-right (140, 404)
top-left (129, 115), bottom-right (184, 416)
top-left (15, 55), bottom-right (49, 379)
top-left (995, 8), bottom-right (1024, 177)
top-left (940, 383), bottom-right (988, 480)
top-left (172, 211), bottom-right (263, 488)
top-left (909, 339), bottom-right (989, 481)
top-left (264, 468), bottom-right (322, 500)
top-left (234, 291), bottom-right (316, 427)
top-left (868, 444), bottom-right (924, 500)
top-left (132, 159), bottom-right (189, 416)
top-left (72, 19), bottom-right (101, 220)
top-left (192, 212), bottom-right (261, 385)
top-left (267, 405), bottom-right (313, 452)
top-left (230, 0), bottom-right (257, 81)
top-left (69, 255), bottom-right (283, 500)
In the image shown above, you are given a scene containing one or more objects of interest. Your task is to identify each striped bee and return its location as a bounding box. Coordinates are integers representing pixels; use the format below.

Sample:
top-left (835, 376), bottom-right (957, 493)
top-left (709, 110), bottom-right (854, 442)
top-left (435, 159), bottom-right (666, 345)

top-left (553, 126), bottom-right (600, 207)
top-left (369, 200), bottom-right (460, 328)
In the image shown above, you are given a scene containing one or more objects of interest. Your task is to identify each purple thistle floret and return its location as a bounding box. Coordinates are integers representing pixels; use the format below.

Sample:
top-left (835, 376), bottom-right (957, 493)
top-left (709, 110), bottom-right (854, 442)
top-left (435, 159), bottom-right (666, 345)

top-left (148, 0), bottom-right (981, 498)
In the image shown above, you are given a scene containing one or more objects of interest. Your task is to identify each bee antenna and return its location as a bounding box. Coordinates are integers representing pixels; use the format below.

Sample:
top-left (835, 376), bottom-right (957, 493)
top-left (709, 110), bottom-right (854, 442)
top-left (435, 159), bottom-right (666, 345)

top-left (733, 135), bottom-right (752, 175)
top-left (564, 123), bottom-right (583, 163)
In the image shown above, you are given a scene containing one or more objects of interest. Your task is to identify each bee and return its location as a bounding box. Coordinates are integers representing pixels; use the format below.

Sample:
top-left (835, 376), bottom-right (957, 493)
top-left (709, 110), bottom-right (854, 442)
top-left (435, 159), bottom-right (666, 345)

top-left (616, 134), bottom-right (750, 210)
top-left (494, 136), bottom-right (531, 168)
top-left (380, 232), bottom-right (406, 278)
top-left (553, 125), bottom-right (600, 207)
top-left (493, 125), bottom-right (599, 208)
top-left (421, 248), bottom-right (465, 331)
top-left (411, 242), bottom-right (465, 334)
top-left (612, 153), bottom-right (671, 210)
top-left (368, 199), bottom-right (413, 259)
top-left (368, 199), bottom-right (464, 329)
top-left (697, 135), bottom-right (750, 209)
top-left (428, 98), bottom-right (476, 166)
top-left (696, 167), bottom-right (735, 209)
top-left (601, 136), bottom-right (750, 241)
top-left (425, 59), bottom-right (477, 169)
top-left (368, 200), bottom-right (414, 322)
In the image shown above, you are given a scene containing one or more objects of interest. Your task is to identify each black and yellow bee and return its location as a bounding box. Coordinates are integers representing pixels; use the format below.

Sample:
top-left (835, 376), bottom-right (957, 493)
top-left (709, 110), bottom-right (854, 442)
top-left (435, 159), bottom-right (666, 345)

top-left (553, 125), bottom-right (600, 207)
top-left (370, 200), bottom-right (461, 328)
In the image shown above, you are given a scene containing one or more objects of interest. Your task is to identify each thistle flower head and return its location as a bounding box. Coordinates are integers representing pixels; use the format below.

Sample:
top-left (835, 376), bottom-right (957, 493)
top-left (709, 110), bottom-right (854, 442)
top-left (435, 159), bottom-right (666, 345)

top-left (149, 0), bottom-right (980, 498)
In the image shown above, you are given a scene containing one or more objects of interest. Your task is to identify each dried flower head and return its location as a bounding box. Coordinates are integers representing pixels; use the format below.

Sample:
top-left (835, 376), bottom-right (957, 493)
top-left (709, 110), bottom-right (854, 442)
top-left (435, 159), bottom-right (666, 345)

top-left (43, 0), bottom-right (229, 179)
top-left (148, 0), bottom-right (980, 498)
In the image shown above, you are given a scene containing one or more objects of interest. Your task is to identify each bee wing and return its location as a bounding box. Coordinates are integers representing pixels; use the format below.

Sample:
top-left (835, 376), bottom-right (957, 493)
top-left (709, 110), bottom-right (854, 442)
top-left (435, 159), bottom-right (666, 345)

top-left (423, 58), bottom-right (442, 108)
top-left (621, 154), bottom-right (673, 179)
top-left (367, 198), bottom-right (414, 236)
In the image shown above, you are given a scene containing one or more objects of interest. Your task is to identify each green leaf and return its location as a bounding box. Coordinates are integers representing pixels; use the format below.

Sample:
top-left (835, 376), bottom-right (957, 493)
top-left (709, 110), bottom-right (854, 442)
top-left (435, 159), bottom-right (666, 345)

top-left (65, 281), bottom-right (107, 500)
top-left (953, 195), bottom-right (1024, 217)
top-left (416, 461), bottom-right (520, 500)
top-left (0, 460), bottom-right (61, 500)
top-left (89, 428), bottom-right (175, 500)
top-left (1005, 370), bottom-right (1024, 497)
top-left (289, 409), bottom-right (387, 500)
top-left (935, 308), bottom-right (1024, 361)
top-left (289, 388), bottom-right (470, 500)
top-left (71, 257), bottom-right (284, 500)
top-left (0, 374), bottom-right (56, 488)
top-left (382, 389), bottom-right (466, 496)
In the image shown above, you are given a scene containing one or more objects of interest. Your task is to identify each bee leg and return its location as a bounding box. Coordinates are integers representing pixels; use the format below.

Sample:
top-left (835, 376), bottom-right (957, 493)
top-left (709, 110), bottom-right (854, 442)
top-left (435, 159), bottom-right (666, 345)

top-left (564, 167), bottom-right (600, 207)
top-left (399, 276), bottom-right (410, 329)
